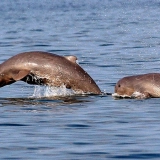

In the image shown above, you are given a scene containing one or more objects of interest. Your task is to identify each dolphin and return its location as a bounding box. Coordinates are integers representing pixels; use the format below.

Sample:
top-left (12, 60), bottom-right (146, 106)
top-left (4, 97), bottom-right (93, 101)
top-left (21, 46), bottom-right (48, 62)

top-left (113, 73), bottom-right (160, 98)
top-left (0, 51), bottom-right (101, 94)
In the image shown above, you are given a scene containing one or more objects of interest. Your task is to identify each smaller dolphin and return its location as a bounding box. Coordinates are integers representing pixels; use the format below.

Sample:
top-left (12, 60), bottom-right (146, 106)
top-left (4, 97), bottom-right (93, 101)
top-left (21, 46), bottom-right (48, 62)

top-left (0, 51), bottom-right (101, 94)
top-left (113, 73), bottom-right (160, 98)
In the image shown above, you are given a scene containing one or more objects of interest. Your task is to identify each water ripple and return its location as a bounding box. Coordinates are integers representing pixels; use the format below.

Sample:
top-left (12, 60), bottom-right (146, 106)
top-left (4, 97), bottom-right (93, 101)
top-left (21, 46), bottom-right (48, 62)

top-left (111, 153), bottom-right (160, 159)
top-left (0, 123), bottom-right (28, 126)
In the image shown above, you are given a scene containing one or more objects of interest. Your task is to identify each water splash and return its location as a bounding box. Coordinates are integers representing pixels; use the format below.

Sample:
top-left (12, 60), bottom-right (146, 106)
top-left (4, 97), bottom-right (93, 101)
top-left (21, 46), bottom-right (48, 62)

top-left (32, 85), bottom-right (76, 98)
top-left (112, 91), bottom-right (146, 99)
top-left (112, 93), bottom-right (131, 99)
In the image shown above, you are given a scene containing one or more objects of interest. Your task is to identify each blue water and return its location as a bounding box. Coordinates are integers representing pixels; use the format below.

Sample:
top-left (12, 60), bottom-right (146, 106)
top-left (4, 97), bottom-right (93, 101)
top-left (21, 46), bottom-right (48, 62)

top-left (0, 0), bottom-right (160, 159)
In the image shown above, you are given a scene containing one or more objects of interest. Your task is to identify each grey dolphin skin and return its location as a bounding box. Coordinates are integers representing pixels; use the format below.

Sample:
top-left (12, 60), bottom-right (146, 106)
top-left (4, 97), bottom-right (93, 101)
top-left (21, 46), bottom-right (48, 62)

top-left (0, 51), bottom-right (101, 94)
top-left (114, 73), bottom-right (160, 98)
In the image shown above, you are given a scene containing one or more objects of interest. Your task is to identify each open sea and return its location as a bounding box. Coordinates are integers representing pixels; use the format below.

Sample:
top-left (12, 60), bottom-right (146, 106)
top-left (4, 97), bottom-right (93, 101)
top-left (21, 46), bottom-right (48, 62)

top-left (0, 0), bottom-right (160, 159)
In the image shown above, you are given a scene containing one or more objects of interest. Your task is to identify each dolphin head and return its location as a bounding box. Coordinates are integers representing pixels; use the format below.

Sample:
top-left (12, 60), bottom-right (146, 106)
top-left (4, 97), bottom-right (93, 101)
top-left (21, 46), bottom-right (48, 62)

top-left (114, 77), bottom-right (135, 97)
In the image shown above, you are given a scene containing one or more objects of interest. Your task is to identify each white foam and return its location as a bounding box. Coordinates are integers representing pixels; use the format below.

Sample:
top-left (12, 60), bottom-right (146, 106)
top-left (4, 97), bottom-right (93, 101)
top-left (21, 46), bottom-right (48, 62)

top-left (112, 91), bottom-right (146, 99)
top-left (131, 91), bottom-right (146, 99)
top-left (112, 93), bottom-right (131, 98)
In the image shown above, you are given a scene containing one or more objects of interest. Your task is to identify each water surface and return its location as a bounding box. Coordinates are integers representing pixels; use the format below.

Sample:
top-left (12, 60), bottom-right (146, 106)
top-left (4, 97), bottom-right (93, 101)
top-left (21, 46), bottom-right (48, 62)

top-left (0, 0), bottom-right (160, 159)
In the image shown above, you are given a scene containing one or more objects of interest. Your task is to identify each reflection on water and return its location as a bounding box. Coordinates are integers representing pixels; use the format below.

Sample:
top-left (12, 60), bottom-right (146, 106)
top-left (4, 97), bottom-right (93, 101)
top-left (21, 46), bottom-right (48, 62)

top-left (0, 95), bottom-right (93, 107)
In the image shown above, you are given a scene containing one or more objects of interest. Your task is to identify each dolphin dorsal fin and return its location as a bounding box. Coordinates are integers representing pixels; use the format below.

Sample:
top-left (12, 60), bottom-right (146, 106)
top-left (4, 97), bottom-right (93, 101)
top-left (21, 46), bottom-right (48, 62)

top-left (65, 56), bottom-right (77, 63)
